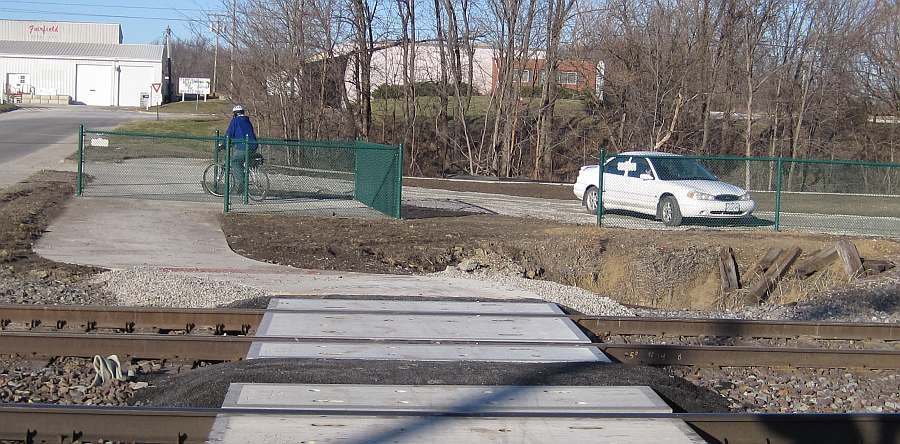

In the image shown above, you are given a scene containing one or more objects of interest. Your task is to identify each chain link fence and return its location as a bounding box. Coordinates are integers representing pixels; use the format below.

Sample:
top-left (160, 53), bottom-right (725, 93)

top-left (77, 127), bottom-right (402, 218)
top-left (590, 149), bottom-right (900, 237)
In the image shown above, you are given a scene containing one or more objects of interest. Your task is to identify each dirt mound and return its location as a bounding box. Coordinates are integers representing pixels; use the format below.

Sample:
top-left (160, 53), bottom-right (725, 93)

top-left (130, 359), bottom-right (731, 413)
top-left (223, 213), bottom-right (900, 310)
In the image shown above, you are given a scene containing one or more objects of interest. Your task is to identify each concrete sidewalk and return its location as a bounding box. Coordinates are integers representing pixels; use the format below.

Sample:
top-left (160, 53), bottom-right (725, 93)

top-left (35, 197), bottom-right (532, 298)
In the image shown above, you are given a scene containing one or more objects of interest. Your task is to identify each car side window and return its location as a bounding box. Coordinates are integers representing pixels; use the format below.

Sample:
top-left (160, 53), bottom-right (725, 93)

top-left (632, 157), bottom-right (653, 179)
top-left (604, 157), bottom-right (628, 176)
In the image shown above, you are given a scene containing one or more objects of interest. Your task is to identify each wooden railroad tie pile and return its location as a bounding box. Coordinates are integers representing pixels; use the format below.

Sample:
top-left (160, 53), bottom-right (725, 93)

top-left (717, 240), bottom-right (896, 302)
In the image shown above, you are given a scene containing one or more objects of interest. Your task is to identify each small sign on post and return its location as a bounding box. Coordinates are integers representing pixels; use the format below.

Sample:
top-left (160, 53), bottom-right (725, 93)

top-left (151, 83), bottom-right (162, 120)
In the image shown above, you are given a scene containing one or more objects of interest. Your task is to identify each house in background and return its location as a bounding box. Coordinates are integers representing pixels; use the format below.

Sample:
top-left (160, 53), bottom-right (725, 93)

top-left (322, 41), bottom-right (604, 101)
top-left (500, 58), bottom-right (604, 97)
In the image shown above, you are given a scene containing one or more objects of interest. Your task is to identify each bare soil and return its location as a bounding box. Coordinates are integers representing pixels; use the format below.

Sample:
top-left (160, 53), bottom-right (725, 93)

top-left (222, 213), bottom-right (900, 311)
top-left (0, 171), bottom-right (112, 305)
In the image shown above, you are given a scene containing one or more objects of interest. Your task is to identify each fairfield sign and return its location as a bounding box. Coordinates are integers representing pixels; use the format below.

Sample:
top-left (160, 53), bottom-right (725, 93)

top-left (0, 19), bottom-right (121, 44)
top-left (27, 24), bottom-right (60, 35)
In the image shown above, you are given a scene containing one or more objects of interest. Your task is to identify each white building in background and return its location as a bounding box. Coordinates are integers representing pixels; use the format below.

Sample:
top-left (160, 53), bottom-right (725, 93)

top-left (360, 43), bottom-right (497, 96)
top-left (329, 41), bottom-right (603, 102)
top-left (0, 19), bottom-right (163, 107)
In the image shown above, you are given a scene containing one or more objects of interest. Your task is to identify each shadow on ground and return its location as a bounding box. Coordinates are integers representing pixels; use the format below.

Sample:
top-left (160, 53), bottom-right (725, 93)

top-left (130, 358), bottom-right (730, 413)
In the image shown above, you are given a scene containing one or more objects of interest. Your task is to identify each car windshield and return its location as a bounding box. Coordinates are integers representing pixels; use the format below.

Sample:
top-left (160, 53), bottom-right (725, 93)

top-left (651, 157), bottom-right (718, 181)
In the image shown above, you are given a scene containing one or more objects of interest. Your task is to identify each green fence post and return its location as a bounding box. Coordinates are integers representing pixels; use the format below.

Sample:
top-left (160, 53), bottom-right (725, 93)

top-left (353, 142), bottom-right (360, 202)
top-left (395, 143), bottom-right (403, 219)
top-left (213, 130), bottom-right (220, 195)
top-left (243, 135), bottom-right (250, 205)
top-left (76, 124), bottom-right (84, 196)
top-left (774, 156), bottom-right (783, 231)
top-left (224, 136), bottom-right (232, 213)
top-left (597, 145), bottom-right (605, 226)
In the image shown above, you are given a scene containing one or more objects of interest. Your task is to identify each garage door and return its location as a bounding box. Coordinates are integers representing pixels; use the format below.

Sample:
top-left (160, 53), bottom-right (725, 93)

top-left (118, 65), bottom-right (156, 107)
top-left (75, 64), bottom-right (113, 106)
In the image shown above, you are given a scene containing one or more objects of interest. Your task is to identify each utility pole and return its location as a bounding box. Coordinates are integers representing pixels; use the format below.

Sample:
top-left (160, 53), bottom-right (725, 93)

top-left (210, 15), bottom-right (222, 95)
top-left (230, 0), bottom-right (236, 92)
top-left (164, 26), bottom-right (173, 103)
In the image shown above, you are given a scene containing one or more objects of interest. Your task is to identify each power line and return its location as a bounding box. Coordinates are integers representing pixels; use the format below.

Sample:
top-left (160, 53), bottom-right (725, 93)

top-left (0, 7), bottom-right (209, 22)
top-left (5, 0), bottom-right (222, 13)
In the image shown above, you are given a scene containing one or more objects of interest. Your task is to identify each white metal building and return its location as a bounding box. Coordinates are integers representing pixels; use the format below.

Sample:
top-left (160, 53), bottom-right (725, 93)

top-left (0, 19), bottom-right (122, 44)
top-left (0, 19), bottom-right (163, 107)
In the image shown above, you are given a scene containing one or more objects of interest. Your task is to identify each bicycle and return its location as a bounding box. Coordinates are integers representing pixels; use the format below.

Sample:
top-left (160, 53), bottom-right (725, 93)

top-left (201, 145), bottom-right (270, 202)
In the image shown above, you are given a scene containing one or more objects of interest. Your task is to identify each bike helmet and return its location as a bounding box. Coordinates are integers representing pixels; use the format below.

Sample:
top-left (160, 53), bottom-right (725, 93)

top-left (232, 105), bottom-right (245, 114)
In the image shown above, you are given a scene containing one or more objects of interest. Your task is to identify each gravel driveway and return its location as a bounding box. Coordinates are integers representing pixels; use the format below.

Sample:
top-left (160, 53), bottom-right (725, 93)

top-left (403, 187), bottom-right (900, 237)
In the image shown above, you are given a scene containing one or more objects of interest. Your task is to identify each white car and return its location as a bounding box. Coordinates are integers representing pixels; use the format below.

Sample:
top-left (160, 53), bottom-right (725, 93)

top-left (573, 151), bottom-right (755, 226)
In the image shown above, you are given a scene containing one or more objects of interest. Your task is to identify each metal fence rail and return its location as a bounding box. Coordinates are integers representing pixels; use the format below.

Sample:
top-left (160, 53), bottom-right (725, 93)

top-left (76, 126), bottom-right (402, 218)
top-left (593, 148), bottom-right (900, 236)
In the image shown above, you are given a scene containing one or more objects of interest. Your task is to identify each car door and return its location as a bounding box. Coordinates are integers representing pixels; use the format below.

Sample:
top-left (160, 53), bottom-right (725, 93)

top-left (601, 156), bottom-right (630, 210)
top-left (618, 157), bottom-right (656, 214)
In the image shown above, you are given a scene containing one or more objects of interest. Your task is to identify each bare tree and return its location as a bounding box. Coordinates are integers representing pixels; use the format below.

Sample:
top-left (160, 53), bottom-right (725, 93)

top-left (533, 0), bottom-right (576, 179)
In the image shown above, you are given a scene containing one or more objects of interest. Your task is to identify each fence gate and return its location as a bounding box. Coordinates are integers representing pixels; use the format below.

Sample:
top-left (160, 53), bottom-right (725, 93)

top-left (77, 126), bottom-right (402, 218)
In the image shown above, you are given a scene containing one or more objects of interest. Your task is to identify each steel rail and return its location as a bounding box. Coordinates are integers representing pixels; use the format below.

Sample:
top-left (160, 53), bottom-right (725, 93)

top-left (0, 331), bottom-right (253, 361)
top-left (2, 304), bottom-right (898, 342)
top-left (1, 332), bottom-right (898, 368)
top-left (0, 405), bottom-right (897, 444)
top-left (0, 304), bottom-right (264, 334)
top-left (573, 316), bottom-right (900, 341)
top-left (598, 343), bottom-right (900, 368)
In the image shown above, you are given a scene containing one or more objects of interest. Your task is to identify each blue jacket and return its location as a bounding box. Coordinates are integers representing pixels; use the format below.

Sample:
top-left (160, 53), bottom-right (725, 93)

top-left (225, 115), bottom-right (258, 152)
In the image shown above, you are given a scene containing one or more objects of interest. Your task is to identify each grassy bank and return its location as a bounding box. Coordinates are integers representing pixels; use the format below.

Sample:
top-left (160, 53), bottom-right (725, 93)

top-left (372, 95), bottom-right (587, 119)
top-left (83, 116), bottom-right (229, 161)
top-left (154, 98), bottom-right (232, 115)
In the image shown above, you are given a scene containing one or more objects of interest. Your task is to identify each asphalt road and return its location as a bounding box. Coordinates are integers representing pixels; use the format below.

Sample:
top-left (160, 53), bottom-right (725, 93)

top-left (0, 105), bottom-right (147, 164)
top-left (0, 105), bottom-right (151, 187)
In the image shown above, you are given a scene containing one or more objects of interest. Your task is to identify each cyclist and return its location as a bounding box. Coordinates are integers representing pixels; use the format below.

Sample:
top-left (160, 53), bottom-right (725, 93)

top-left (224, 105), bottom-right (258, 193)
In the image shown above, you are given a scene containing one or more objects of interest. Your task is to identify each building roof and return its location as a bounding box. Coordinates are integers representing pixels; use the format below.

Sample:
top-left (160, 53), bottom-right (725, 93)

top-left (0, 40), bottom-right (162, 61)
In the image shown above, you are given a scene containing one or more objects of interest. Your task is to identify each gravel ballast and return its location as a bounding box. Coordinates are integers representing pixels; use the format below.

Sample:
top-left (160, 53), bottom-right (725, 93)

top-left (673, 366), bottom-right (900, 413)
top-left (0, 266), bottom-right (114, 306)
top-left (92, 267), bottom-right (268, 308)
top-left (0, 357), bottom-right (165, 406)
top-left (434, 265), bottom-right (635, 316)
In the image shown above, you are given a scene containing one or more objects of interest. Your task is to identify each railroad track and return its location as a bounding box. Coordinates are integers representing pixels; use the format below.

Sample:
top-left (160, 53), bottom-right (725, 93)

top-left (1, 304), bottom-right (898, 368)
top-left (4, 304), bottom-right (897, 340)
top-left (2, 304), bottom-right (899, 443)
top-left (0, 405), bottom-right (897, 444)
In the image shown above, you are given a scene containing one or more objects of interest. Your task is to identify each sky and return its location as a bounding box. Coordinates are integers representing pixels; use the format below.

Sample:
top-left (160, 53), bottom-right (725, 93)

top-left (1, 0), bottom-right (223, 43)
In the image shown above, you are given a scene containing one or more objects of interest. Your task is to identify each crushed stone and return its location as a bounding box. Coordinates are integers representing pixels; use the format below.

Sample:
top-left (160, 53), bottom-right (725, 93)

top-left (91, 267), bottom-right (268, 308)
top-left (434, 264), bottom-right (634, 317)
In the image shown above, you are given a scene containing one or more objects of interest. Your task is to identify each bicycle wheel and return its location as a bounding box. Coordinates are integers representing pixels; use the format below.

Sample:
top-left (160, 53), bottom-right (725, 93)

top-left (201, 163), bottom-right (226, 197)
top-left (247, 167), bottom-right (270, 202)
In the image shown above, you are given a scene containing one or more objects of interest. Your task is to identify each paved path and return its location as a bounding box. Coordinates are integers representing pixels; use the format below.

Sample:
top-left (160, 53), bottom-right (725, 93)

top-left (0, 106), bottom-right (152, 187)
top-left (34, 197), bottom-right (535, 298)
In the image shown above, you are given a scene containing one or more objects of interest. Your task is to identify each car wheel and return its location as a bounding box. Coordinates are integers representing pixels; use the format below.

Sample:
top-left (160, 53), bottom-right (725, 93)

top-left (658, 196), bottom-right (683, 226)
top-left (583, 187), bottom-right (599, 214)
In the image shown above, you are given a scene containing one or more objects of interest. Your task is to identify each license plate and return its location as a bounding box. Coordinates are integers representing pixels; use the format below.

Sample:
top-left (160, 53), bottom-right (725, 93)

top-left (725, 203), bottom-right (740, 212)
